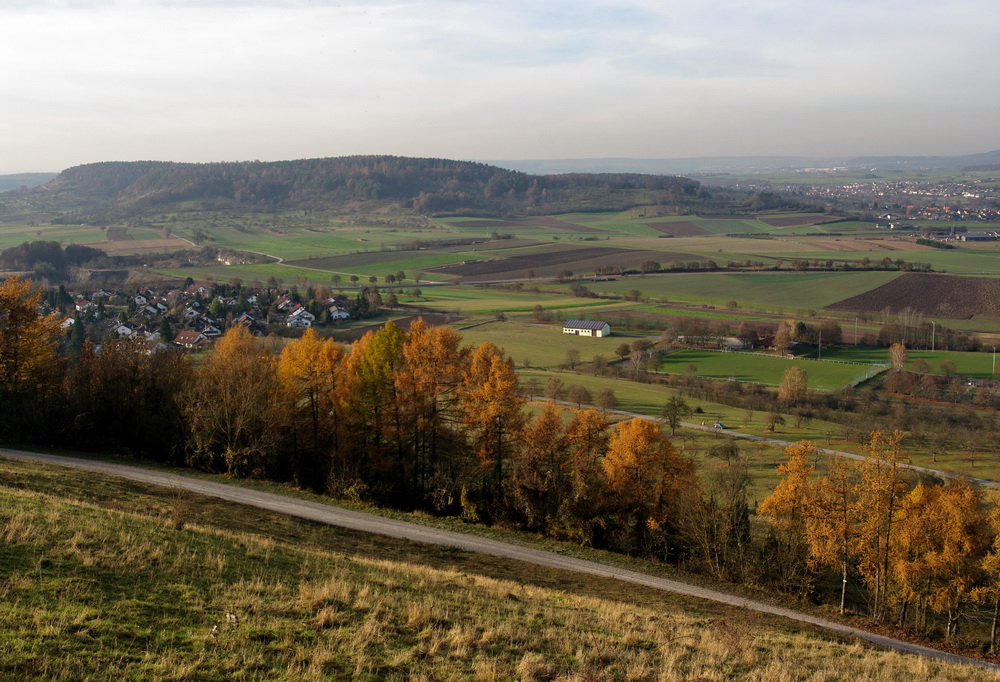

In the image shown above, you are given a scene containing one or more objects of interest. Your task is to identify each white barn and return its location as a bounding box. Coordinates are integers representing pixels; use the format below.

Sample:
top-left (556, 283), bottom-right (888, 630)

top-left (562, 320), bottom-right (611, 338)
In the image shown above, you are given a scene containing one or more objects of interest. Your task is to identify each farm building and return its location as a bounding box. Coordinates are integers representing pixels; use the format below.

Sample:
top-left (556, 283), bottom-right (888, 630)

top-left (563, 320), bottom-right (611, 337)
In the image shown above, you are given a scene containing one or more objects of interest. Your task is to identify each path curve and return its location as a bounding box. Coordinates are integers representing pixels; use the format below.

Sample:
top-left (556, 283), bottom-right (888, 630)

top-left (0, 447), bottom-right (996, 671)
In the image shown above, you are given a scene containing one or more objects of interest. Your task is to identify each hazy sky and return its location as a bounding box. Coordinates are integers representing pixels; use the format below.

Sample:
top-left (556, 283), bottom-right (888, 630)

top-left (3, 0), bottom-right (999, 173)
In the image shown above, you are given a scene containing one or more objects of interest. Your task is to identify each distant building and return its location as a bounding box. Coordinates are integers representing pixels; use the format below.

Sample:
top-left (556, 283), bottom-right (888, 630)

top-left (562, 320), bottom-right (611, 337)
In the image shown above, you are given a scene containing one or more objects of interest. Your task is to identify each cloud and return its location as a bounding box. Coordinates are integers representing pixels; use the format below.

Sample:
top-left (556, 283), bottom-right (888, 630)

top-left (1, 0), bottom-right (999, 172)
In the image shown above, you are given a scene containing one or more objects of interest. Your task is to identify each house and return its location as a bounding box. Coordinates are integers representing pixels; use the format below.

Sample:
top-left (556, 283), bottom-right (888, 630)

top-left (114, 321), bottom-right (142, 338)
top-left (328, 307), bottom-right (350, 320)
top-left (288, 305), bottom-right (316, 324)
top-left (562, 320), bottom-right (611, 338)
top-left (173, 330), bottom-right (209, 349)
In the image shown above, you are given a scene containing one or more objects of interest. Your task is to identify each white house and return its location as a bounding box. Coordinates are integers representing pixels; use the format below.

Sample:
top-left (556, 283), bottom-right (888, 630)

top-left (562, 320), bottom-right (611, 337)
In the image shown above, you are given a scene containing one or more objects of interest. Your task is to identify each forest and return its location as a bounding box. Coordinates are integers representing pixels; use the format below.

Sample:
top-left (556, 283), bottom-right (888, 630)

top-left (15, 156), bottom-right (705, 220)
top-left (4, 272), bottom-right (1000, 652)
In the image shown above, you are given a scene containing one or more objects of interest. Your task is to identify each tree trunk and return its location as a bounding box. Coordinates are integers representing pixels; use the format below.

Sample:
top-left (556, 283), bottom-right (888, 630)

top-left (839, 560), bottom-right (848, 614)
top-left (991, 598), bottom-right (999, 653)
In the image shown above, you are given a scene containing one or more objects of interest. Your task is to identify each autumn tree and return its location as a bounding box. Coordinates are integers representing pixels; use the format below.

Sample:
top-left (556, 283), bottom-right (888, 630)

top-left (459, 342), bottom-right (526, 510)
top-left (778, 366), bottom-right (808, 404)
top-left (889, 342), bottom-right (908, 372)
top-left (558, 408), bottom-right (611, 542)
top-left (978, 497), bottom-right (1000, 651)
top-left (0, 275), bottom-right (62, 438)
top-left (854, 429), bottom-right (911, 624)
top-left (602, 418), bottom-right (697, 557)
top-left (341, 321), bottom-right (406, 494)
top-left (510, 402), bottom-right (571, 530)
top-left (185, 326), bottom-right (286, 478)
top-left (803, 455), bottom-right (862, 613)
top-left (773, 320), bottom-right (793, 355)
top-left (759, 441), bottom-right (817, 596)
top-left (279, 328), bottom-right (345, 492)
top-left (894, 479), bottom-right (988, 636)
top-left (395, 319), bottom-right (471, 505)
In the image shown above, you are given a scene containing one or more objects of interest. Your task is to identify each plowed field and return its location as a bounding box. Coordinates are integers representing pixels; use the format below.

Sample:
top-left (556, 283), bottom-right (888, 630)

top-left (428, 247), bottom-right (693, 281)
top-left (826, 273), bottom-right (1000, 319)
top-left (644, 221), bottom-right (710, 237)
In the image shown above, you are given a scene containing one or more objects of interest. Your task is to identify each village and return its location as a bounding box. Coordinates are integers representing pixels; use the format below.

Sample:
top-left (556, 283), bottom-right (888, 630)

top-left (56, 280), bottom-right (357, 352)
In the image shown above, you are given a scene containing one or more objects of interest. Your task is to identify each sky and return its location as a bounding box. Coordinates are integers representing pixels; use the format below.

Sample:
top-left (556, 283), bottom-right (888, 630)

top-left (3, 0), bottom-right (1000, 173)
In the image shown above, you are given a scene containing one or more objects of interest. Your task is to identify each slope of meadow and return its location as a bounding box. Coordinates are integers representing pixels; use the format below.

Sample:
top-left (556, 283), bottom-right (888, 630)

top-left (0, 457), bottom-right (994, 681)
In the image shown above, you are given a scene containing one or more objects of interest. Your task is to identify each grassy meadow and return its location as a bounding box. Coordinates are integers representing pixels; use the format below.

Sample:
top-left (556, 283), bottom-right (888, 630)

top-left (657, 348), bottom-right (879, 389)
top-left (2, 457), bottom-right (996, 681)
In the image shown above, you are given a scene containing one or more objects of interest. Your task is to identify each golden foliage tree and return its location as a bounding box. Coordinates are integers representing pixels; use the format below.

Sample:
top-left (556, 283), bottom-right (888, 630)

top-left (0, 275), bottom-right (62, 436)
top-left (186, 325), bottom-right (286, 478)
top-left (396, 319), bottom-right (471, 504)
top-left (894, 479), bottom-right (988, 637)
top-left (805, 455), bottom-right (861, 614)
top-left (854, 429), bottom-right (910, 624)
top-left (510, 401), bottom-right (571, 530)
top-left (278, 327), bottom-right (345, 491)
top-left (603, 418), bottom-right (697, 557)
top-left (777, 366), bottom-right (807, 404)
top-left (459, 341), bottom-right (526, 507)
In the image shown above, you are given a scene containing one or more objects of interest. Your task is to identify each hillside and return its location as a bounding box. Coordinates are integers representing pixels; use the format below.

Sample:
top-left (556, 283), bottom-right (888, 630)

top-left (1, 156), bottom-right (702, 222)
top-left (2, 455), bottom-right (995, 680)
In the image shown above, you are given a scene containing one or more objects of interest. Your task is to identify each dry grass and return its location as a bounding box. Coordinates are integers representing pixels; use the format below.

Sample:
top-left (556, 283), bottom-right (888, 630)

top-left (0, 459), bottom-right (995, 680)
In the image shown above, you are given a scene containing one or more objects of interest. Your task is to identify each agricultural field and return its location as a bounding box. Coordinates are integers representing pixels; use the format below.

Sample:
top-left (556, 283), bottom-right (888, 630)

top-left (577, 271), bottom-right (902, 310)
top-left (457, 321), bottom-right (632, 369)
top-left (827, 272), bottom-right (1000, 319)
top-left (657, 348), bottom-right (879, 390)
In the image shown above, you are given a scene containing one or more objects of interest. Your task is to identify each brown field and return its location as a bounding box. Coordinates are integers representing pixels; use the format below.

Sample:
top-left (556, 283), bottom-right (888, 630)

top-left (449, 217), bottom-right (607, 233)
top-left (99, 237), bottom-right (193, 254)
top-left (644, 221), bottom-right (710, 237)
top-left (428, 247), bottom-right (694, 281)
top-left (827, 272), bottom-right (1000, 319)
top-left (757, 214), bottom-right (834, 228)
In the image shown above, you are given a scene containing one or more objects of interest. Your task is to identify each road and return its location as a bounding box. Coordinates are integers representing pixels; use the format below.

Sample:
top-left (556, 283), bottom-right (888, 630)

top-left (1, 447), bottom-right (997, 671)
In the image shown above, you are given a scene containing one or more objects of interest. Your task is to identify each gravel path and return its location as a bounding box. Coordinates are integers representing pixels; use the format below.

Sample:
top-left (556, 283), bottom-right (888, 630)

top-left (2, 447), bottom-right (996, 672)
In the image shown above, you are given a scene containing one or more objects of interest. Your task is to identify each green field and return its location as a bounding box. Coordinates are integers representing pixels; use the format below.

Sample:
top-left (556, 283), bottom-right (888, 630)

top-left (577, 271), bottom-right (902, 310)
top-left (798, 345), bottom-right (1000, 378)
top-left (458, 321), bottom-right (633, 368)
top-left (658, 348), bottom-right (879, 390)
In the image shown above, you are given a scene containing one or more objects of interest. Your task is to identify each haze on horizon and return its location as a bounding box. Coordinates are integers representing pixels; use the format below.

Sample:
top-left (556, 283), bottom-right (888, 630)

top-left (3, 0), bottom-right (999, 175)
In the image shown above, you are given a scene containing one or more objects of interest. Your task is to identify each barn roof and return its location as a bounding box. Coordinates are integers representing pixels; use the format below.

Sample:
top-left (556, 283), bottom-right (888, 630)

top-left (563, 320), bottom-right (609, 330)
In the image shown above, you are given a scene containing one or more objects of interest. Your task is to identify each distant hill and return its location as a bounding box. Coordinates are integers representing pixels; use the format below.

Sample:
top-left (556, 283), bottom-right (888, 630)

top-left (4, 156), bottom-right (702, 222)
top-left (488, 150), bottom-right (1000, 175)
top-left (0, 172), bottom-right (58, 192)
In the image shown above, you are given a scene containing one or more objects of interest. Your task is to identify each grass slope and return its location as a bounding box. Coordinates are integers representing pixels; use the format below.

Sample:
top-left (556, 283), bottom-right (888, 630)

top-left (1, 458), bottom-right (993, 681)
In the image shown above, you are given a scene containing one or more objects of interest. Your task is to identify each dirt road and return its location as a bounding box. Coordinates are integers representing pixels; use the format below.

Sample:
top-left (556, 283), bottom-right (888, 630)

top-left (1, 447), bottom-right (995, 672)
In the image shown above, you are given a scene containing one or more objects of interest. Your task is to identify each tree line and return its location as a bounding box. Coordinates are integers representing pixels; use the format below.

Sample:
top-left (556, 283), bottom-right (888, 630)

top-left (762, 435), bottom-right (1000, 648)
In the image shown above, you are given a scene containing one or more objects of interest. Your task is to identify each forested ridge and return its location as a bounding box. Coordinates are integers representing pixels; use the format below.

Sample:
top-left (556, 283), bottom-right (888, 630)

top-left (13, 156), bottom-right (702, 220)
top-left (4, 273), bottom-right (1000, 657)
